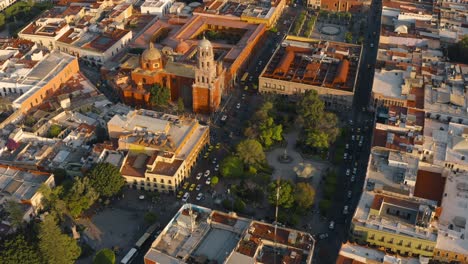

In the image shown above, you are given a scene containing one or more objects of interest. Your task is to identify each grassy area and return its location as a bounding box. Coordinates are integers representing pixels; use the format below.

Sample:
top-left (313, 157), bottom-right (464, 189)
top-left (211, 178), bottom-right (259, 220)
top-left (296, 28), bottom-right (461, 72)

top-left (303, 16), bottom-right (316, 37)
top-left (291, 10), bottom-right (307, 36)
top-left (0, 1), bottom-right (52, 36)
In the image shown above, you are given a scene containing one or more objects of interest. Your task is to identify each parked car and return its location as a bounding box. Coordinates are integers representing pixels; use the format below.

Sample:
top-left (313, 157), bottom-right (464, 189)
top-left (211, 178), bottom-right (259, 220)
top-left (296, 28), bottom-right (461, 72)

top-left (214, 164), bottom-right (219, 171)
top-left (177, 191), bottom-right (184, 199)
top-left (206, 178), bottom-right (211, 185)
top-left (183, 182), bottom-right (190, 190)
top-left (347, 190), bottom-right (352, 199)
top-left (353, 167), bottom-right (357, 174)
top-left (345, 144), bottom-right (349, 149)
top-left (189, 184), bottom-right (196, 191)
top-left (221, 115), bottom-right (227, 121)
top-left (204, 170), bottom-right (210, 177)
top-left (182, 192), bottom-right (190, 202)
top-left (196, 184), bottom-right (202, 191)
top-left (196, 193), bottom-right (204, 201)
top-left (350, 175), bottom-right (355, 182)
top-left (346, 169), bottom-right (350, 176)
top-left (212, 158), bottom-right (217, 164)
top-left (196, 172), bottom-right (203, 180)
top-left (236, 103), bottom-right (241, 109)
top-left (328, 221), bottom-right (335, 230)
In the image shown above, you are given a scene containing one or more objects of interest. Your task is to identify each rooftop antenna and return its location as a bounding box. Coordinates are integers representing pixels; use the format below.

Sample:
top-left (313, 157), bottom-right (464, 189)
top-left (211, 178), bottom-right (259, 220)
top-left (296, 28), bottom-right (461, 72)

top-left (274, 178), bottom-right (280, 264)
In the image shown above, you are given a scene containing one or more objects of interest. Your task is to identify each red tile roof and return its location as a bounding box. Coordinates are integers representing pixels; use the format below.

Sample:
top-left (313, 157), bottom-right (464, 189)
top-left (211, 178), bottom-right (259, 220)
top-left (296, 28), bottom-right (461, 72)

top-left (414, 170), bottom-right (446, 206)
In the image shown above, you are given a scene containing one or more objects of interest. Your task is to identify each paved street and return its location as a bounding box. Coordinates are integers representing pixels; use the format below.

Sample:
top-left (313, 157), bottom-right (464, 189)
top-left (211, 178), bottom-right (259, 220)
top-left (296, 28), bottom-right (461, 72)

top-left (313, 0), bottom-right (382, 262)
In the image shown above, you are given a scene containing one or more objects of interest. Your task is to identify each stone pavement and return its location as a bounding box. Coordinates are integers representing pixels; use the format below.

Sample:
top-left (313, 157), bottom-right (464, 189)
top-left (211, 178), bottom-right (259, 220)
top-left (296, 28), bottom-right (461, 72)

top-left (266, 131), bottom-right (330, 189)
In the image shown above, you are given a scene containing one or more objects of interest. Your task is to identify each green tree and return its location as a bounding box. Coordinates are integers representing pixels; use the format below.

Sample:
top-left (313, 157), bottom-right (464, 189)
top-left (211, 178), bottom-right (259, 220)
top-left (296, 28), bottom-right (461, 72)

top-left (177, 97), bottom-right (185, 113)
top-left (149, 84), bottom-right (171, 107)
top-left (344, 31), bottom-right (353, 43)
top-left (220, 156), bottom-right (244, 178)
top-left (234, 198), bottom-right (246, 213)
top-left (87, 163), bottom-right (124, 198)
top-left (267, 180), bottom-right (295, 209)
top-left (259, 117), bottom-right (283, 148)
top-left (144, 212), bottom-right (157, 225)
top-left (448, 35), bottom-right (468, 64)
top-left (211, 176), bottom-right (219, 186)
top-left (93, 248), bottom-right (115, 264)
top-left (65, 177), bottom-right (99, 218)
top-left (38, 215), bottom-right (81, 264)
top-left (48, 124), bottom-right (62, 138)
top-left (294, 182), bottom-right (315, 209)
top-left (38, 184), bottom-right (67, 219)
top-left (297, 90), bottom-right (325, 128)
top-left (236, 139), bottom-right (266, 167)
top-left (24, 115), bottom-right (36, 127)
top-left (305, 129), bottom-right (329, 149)
top-left (357, 35), bottom-right (365, 45)
top-left (5, 200), bottom-right (24, 228)
top-left (0, 234), bottom-right (43, 264)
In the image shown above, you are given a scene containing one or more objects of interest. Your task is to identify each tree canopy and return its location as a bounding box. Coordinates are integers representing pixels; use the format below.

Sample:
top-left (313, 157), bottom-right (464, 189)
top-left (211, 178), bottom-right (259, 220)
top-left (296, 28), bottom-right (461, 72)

top-left (87, 162), bottom-right (125, 198)
top-left (48, 124), bottom-right (62, 138)
top-left (5, 200), bottom-right (24, 228)
top-left (149, 84), bottom-right (171, 107)
top-left (448, 35), bottom-right (468, 64)
top-left (220, 156), bottom-right (244, 178)
top-left (38, 216), bottom-right (81, 264)
top-left (236, 139), bottom-right (266, 167)
top-left (297, 90), bottom-right (339, 150)
top-left (177, 97), bottom-right (185, 113)
top-left (245, 101), bottom-right (283, 148)
top-left (64, 177), bottom-right (99, 218)
top-left (294, 182), bottom-right (315, 209)
top-left (93, 249), bottom-right (115, 264)
top-left (267, 180), bottom-right (295, 209)
top-left (0, 234), bottom-right (43, 264)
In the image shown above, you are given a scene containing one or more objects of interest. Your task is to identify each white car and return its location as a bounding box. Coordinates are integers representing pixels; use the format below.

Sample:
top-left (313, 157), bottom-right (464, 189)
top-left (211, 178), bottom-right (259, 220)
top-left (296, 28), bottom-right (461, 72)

top-left (196, 172), bottom-right (202, 180)
top-left (343, 205), bottom-right (349, 215)
top-left (214, 164), bottom-right (219, 171)
top-left (206, 178), bottom-right (211, 185)
top-left (346, 169), bottom-right (350, 176)
top-left (351, 135), bottom-right (356, 141)
top-left (343, 153), bottom-right (348, 160)
top-left (329, 221), bottom-right (335, 230)
top-left (204, 170), bottom-right (210, 177)
top-left (345, 144), bottom-right (349, 149)
top-left (353, 167), bottom-right (357, 174)
top-left (350, 175), bottom-right (355, 182)
top-left (182, 192), bottom-right (190, 202)
top-left (212, 158), bottom-right (217, 164)
top-left (196, 193), bottom-right (204, 201)
top-left (236, 103), bottom-right (241, 109)
top-left (221, 115), bottom-right (227, 121)
top-left (370, 43), bottom-right (374, 48)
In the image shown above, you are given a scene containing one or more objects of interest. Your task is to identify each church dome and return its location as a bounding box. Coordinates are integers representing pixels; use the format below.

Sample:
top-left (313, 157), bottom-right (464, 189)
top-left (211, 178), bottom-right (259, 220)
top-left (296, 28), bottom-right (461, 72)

top-left (198, 36), bottom-right (212, 49)
top-left (142, 42), bottom-right (162, 61)
top-left (176, 41), bottom-right (191, 54)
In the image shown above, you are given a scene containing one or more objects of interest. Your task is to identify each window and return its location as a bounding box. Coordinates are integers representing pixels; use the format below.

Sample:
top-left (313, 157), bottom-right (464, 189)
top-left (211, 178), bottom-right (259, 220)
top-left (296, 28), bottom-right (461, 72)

top-left (160, 179), bottom-right (165, 183)
top-left (168, 180), bottom-right (172, 184)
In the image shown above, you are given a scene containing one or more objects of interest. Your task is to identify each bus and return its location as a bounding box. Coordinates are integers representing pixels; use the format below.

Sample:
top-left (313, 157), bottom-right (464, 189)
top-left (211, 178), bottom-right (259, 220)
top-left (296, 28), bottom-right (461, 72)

top-left (240, 73), bottom-right (249, 84)
top-left (135, 233), bottom-right (151, 249)
top-left (121, 248), bottom-right (138, 264)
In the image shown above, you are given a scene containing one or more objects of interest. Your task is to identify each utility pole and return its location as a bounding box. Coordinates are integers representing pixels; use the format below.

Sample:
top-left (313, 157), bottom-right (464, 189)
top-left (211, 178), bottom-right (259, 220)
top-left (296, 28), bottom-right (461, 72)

top-left (274, 179), bottom-right (280, 264)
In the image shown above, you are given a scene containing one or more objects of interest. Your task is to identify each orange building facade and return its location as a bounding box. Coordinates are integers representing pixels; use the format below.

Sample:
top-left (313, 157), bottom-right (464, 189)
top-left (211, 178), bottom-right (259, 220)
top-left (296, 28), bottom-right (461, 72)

top-left (308, 0), bottom-right (369, 12)
top-left (120, 39), bottom-right (224, 113)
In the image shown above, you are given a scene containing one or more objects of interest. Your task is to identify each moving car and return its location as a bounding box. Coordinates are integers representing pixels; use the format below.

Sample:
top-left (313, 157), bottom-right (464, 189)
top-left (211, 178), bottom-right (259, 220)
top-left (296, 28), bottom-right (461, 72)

top-left (214, 164), bottom-right (219, 171)
top-left (343, 205), bottom-right (349, 215)
top-left (182, 192), bottom-right (190, 202)
top-left (347, 190), bottom-right (352, 199)
top-left (196, 172), bottom-right (203, 180)
top-left (221, 115), bottom-right (227, 122)
top-left (317, 233), bottom-right (329, 240)
top-left (346, 169), bottom-right (350, 176)
top-left (236, 103), bottom-right (241, 109)
top-left (183, 182), bottom-right (189, 190)
top-left (212, 158), bottom-right (217, 164)
top-left (216, 143), bottom-right (221, 149)
top-left (204, 170), bottom-right (210, 177)
top-left (196, 184), bottom-right (202, 191)
top-left (206, 178), bottom-right (211, 185)
top-left (328, 221), bottom-right (335, 230)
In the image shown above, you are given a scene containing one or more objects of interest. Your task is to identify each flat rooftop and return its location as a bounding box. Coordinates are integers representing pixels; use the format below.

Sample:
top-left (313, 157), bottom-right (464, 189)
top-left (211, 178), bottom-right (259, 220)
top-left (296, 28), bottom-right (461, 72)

top-left (145, 204), bottom-right (315, 264)
top-left (261, 37), bottom-right (361, 92)
top-left (337, 243), bottom-right (420, 264)
top-left (437, 171), bottom-right (468, 255)
top-left (0, 165), bottom-right (52, 202)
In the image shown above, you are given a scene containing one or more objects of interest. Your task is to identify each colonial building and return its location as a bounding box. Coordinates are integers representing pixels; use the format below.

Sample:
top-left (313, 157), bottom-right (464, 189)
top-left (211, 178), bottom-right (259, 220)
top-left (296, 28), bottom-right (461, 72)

top-left (120, 38), bottom-right (224, 113)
